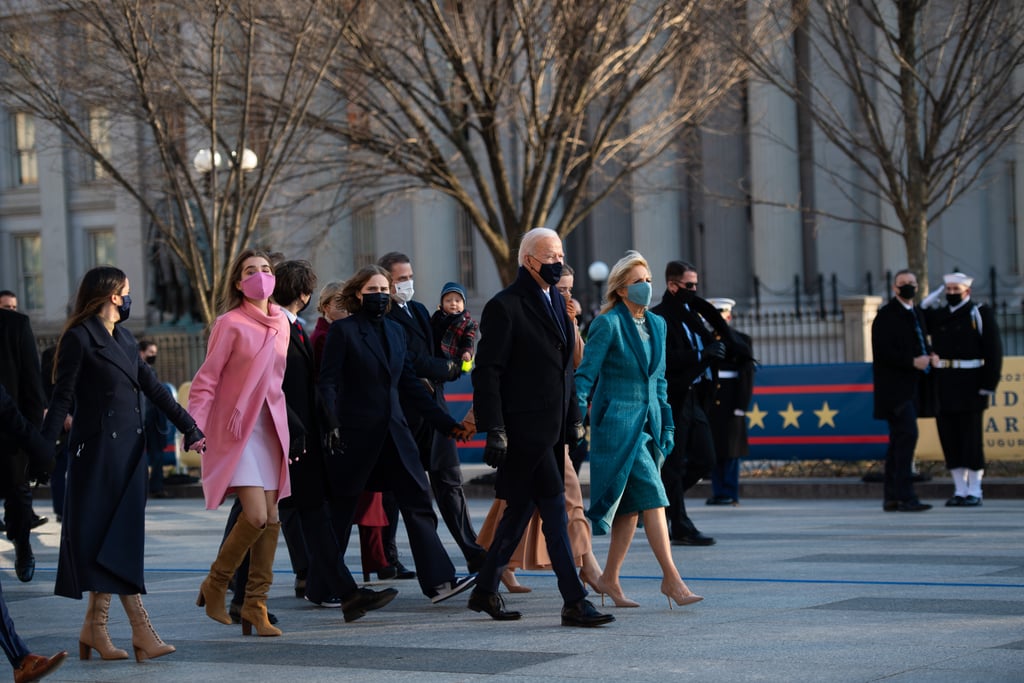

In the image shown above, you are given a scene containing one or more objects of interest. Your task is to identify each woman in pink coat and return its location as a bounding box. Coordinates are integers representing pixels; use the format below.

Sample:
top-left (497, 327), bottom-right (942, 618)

top-left (189, 249), bottom-right (291, 637)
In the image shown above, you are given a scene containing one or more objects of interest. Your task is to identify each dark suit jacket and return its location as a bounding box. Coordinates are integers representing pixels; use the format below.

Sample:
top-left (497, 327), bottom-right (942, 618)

top-left (42, 316), bottom-right (197, 598)
top-left (0, 309), bottom-right (46, 488)
top-left (282, 318), bottom-right (331, 504)
top-left (472, 268), bottom-right (581, 499)
top-left (0, 382), bottom-right (47, 463)
top-left (386, 299), bottom-right (458, 470)
top-left (650, 291), bottom-right (719, 421)
top-left (317, 313), bottom-right (457, 496)
top-left (872, 297), bottom-right (932, 419)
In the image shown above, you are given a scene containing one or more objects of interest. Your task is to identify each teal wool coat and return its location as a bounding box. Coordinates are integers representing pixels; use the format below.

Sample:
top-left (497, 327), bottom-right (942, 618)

top-left (575, 303), bottom-right (674, 534)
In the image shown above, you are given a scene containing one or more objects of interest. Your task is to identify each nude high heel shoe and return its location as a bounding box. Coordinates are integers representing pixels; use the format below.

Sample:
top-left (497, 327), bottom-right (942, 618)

top-left (500, 568), bottom-right (531, 594)
top-left (586, 573), bottom-right (639, 608)
top-left (661, 577), bottom-right (703, 609)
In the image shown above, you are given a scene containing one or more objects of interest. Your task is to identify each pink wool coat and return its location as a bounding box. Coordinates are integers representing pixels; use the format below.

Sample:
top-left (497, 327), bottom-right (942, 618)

top-left (188, 300), bottom-right (291, 509)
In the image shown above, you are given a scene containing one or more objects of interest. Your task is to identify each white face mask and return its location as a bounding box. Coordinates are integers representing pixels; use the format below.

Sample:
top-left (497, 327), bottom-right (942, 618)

top-left (394, 279), bottom-right (415, 303)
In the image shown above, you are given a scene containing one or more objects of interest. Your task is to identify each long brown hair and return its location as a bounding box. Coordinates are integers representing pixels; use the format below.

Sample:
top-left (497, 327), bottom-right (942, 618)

top-left (340, 265), bottom-right (391, 314)
top-left (52, 266), bottom-right (127, 380)
top-left (219, 248), bottom-right (275, 314)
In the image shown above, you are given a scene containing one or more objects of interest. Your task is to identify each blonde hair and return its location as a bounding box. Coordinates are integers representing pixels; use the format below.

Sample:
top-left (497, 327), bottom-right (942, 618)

top-left (317, 280), bottom-right (345, 316)
top-left (601, 250), bottom-right (650, 314)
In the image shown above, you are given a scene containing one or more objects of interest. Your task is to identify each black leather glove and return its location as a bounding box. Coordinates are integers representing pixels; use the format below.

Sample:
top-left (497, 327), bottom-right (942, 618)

top-left (483, 427), bottom-right (508, 468)
top-left (323, 427), bottom-right (341, 454)
top-left (27, 431), bottom-right (55, 485)
top-left (569, 420), bottom-right (586, 446)
top-left (184, 425), bottom-right (206, 453)
top-left (445, 360), bottom-right (462, 382)
top-left (705, 341), bottom-right (727, 361)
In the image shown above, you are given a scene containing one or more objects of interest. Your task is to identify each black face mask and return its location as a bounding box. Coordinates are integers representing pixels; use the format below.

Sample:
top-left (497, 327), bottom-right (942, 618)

top-left (360, 292), bottom-right (390, 318)
top-left (298, 295), bottom-right (312, 315)
top-left (673, 287), bottom-right (695, 304)
top-left (145, 355), bottom-right (157, 366)
top-left (117, 294), bottom-right (132, 322)
top-left (897, 284), bottom-right (917, 300)
top-left (530, 258), bottom-right (563, 287)
top-left (946, 292), bottom-right (963, 307)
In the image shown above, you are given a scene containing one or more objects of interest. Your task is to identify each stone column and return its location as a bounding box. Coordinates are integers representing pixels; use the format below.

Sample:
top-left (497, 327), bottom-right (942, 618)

top-left (841, 295), bottom-right (882, 362)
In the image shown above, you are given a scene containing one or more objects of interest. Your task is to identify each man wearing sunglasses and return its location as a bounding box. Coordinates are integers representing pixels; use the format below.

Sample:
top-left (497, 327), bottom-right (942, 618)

top-left (650, 261), bottom-right (727, 546)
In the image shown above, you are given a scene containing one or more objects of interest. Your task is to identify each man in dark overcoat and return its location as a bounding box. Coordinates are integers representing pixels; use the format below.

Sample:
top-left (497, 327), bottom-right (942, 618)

top-left (379, 252), bottom-right (486, 576)
top-left (467, 228), bottom-right (612, 627)
top-left (650, 261), bottom-right (727, 546)
top-left (871, 269), bottom-right (935, 512)
top-left (925, 272), bottom-right (1002, 506)
top-left (0, 307), bottom-right (47, 581)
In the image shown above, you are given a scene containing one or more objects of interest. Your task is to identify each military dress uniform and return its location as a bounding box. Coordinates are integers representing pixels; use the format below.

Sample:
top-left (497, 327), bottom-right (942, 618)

top-left (925, 274), bottom-right (1002, 506)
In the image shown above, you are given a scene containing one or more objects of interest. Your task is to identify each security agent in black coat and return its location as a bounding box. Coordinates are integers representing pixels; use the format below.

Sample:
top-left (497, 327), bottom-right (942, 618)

top-left (318, 267), bottom-right (474, 610)
top-left (649, 262), bottom-right (728, 546)
top-left (924, 272), bottom-right (1002, 506)
top-left (468, 228), bottom-right (612, 627)
top-left (0, 307), bottom-right (48, 581)
top-left (381, 253), bottom-right (486, 574)
top-left (0, 382), bottom-right (65, 681)
top-left (871, 271), bottom-right (935, 512)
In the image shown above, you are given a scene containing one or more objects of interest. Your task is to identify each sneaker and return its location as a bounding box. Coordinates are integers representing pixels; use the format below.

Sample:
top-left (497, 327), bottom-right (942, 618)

top-left (431, 574), bottom-right (478, 604)
top-left (305, 596), bottom-right (343, 608)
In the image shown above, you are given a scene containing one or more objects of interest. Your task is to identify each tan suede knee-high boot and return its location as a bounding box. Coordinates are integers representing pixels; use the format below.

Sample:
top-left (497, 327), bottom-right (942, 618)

top-left (197, 515), bottom-right (265, 624)
top-left (240, 521), bottom-right (282, 636)
top-left (120, 594), bottom-right (175, 662)
top-left (79, 592), bottom-right (129, 660)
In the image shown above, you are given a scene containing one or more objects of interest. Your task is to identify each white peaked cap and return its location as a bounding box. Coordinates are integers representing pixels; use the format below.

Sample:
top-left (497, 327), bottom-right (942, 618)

top-left (708, 297), bottom-right (736, 312)
top-left (943, 272), bottom-right (973, 287)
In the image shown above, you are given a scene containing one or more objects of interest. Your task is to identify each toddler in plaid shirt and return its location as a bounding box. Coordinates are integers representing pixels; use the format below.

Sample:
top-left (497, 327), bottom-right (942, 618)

top-left (430, 282), bottom-right (478, 371)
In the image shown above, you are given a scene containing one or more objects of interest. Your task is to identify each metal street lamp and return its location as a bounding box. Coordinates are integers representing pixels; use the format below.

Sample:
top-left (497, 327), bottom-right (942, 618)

top-left (588, 260), bottom-right (609, 318)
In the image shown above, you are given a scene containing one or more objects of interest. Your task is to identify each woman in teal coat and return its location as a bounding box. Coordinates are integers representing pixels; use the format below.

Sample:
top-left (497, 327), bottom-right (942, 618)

top-left (575, 251), bottom-right (702, 609)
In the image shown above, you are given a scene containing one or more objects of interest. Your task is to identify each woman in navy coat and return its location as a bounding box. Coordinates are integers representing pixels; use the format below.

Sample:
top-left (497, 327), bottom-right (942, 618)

top-left (575, 251), bottom-right (702, 609)
top-left (43, 267), bottom-right (205, 663)
top-left (318, 265), bottom-right (474, 611)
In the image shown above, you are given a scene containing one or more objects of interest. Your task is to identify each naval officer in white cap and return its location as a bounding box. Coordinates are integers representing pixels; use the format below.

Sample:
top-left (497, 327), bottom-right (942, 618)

top-left (925, 272), bottom-right (1003, 506)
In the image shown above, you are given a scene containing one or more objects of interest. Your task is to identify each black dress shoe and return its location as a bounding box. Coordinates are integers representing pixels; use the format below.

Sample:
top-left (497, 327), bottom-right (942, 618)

top-left (945, 495), bottom-right (966, 507)
top-left (377, 561), bottom-right (416, 581)
top-left (13, 540), bottom-right (34, 583)
top-left (561, 598), bottom-right (615, 627)
top-left (468, 589), bottom-right (521, 621)
top-left (342, 587), bottom-right (398, 623)
top-left (230, 602), bottom-right (278, 625)
top-left (30, 515), bottom-right (48, 529)
top-left (882, 500), bottom-right (899, 512)
top-left (963, 495), bottom-right (982, 507)
top-left (896, 501), bottom-right (932, 512)
top-left (705, 496), bottom-right (738, 506)
top-left (671, 532), bottom-right (716, 546)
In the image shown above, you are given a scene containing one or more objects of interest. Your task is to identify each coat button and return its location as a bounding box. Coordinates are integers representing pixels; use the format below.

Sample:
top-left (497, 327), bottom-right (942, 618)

top-left (111, 432), bottom-right (118, 438)
top-left (136, 428), bottom-right (143, 435)
top-left (107, 410), bottom-right (114, 416)
top-left (135, 407), bottom-right (140, 413)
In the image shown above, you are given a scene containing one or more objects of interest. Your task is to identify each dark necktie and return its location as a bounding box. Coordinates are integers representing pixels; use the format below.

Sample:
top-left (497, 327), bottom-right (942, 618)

top-left (543, 290), bottom-right (566, 340)
top-left (294, 320), bottom-right (306, 344)
top-left (910, 308), bottom-right (929, 374)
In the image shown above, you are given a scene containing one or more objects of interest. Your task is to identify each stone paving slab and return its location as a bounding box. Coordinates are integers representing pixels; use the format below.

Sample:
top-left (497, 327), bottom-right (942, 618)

top-left (1, 497), bottom-right (1022, 682)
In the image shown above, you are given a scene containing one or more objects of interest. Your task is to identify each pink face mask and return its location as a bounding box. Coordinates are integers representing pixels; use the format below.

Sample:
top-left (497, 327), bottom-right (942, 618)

top-left (240, 271), bottom-right (276, 301)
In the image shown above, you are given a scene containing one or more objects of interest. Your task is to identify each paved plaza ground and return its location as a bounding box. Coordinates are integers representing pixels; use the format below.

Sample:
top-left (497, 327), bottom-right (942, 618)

top-left (2, 489), bottom-right (1022, 682)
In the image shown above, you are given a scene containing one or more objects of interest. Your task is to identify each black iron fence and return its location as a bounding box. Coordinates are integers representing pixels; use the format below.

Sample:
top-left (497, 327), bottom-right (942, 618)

top-left (732, 310), bottom-right (846, 365)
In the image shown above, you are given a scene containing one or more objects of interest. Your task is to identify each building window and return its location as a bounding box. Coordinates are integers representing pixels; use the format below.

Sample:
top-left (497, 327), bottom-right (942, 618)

top-left (456, 207), bottom-right (476, 293)
top-left (352, 204), bottom-right (376, 269)
top-left (15, 234), bottom-right (43, 310)
top-left (87, 229), bottom-right (116, 267)
top-left (86, 107), bottom-right (111, 181)
top-left (13, 112), bottom-right (37, 186)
